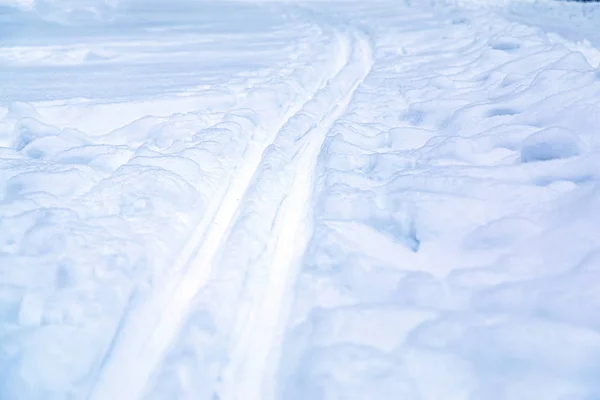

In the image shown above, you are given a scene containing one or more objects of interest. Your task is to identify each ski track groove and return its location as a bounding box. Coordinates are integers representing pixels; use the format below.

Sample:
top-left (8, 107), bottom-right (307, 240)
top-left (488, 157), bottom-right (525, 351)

top-left (218, 33), bottom-right (373, 400)
top-left (86, 30), bottom-right (353, 400)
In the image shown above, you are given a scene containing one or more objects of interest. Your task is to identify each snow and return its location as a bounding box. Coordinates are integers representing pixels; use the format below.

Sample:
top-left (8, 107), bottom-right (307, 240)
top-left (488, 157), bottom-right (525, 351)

top-left (2, 0), bottom-right (600, 399)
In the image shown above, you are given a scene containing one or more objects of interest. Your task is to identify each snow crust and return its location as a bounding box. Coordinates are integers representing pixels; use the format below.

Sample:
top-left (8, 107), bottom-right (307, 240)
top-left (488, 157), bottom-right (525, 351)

top-left (2, 0), bottom-right (600, 399)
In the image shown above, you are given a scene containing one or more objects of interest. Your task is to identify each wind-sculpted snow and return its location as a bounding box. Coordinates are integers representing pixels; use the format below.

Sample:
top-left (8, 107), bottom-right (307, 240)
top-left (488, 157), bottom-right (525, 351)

top-left (277, 2), bottom-right (600, 400)
top-left (3, 0), bottom-right (600, 399)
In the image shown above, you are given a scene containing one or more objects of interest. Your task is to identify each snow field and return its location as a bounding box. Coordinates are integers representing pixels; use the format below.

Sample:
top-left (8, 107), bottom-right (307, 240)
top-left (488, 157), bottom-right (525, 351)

top-left (2, 0), bottom-right (600, 399)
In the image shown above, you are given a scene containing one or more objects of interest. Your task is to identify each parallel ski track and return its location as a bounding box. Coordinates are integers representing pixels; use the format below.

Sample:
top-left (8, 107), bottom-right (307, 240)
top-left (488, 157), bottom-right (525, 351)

top-left (218, 33), bottom-right (373, 400)
top-left (86, 31), bottom-right (351, 400)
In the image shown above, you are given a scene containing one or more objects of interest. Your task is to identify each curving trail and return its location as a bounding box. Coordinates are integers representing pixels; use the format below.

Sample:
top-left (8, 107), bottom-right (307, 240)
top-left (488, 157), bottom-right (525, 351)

top-left (87, 27), bottom-right (372, 400)
top-left (217, 33), bottom-right (373, 400)
top-left (3, 1), bottom-right (600, 400)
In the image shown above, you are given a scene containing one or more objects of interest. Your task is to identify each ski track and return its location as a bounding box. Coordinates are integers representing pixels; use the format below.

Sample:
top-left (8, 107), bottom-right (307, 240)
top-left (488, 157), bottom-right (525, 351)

top-left (218, 33), bottom-right (373, 400)
top-left (4, 1), bottom-right (600, 399)
top-left (86, 29), bottom-right (364, 400)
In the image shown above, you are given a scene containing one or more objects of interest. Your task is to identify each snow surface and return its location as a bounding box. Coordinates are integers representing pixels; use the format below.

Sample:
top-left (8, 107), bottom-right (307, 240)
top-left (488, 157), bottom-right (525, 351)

top-left (2, 0), bottom-right (600, 399)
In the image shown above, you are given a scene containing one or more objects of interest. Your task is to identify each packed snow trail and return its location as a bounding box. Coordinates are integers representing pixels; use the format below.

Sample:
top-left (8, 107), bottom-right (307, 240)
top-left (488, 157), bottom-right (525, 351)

top-left (3, 1), bottom-right (600, 400)
top-left (88, 29), bottom-right (370, 400)
top-left (217, 33), bottom-right (372, 400)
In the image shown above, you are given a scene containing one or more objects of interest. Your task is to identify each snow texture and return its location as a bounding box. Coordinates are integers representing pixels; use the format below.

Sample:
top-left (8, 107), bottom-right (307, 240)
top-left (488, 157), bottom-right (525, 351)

top-left (2, 0), bottom-right (600, 400)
